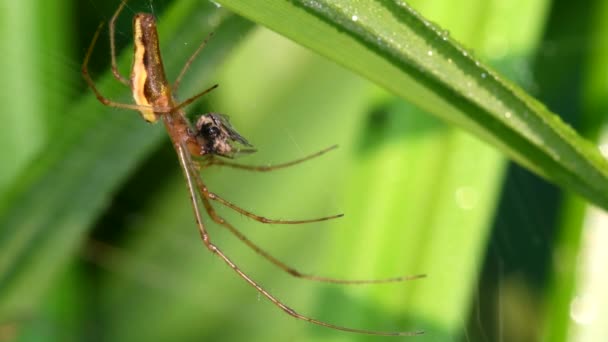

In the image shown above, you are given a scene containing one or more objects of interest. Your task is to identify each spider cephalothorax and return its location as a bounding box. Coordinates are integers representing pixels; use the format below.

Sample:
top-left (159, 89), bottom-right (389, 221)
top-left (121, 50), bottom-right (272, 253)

top-left (194, 113), bottom-right (253, 157)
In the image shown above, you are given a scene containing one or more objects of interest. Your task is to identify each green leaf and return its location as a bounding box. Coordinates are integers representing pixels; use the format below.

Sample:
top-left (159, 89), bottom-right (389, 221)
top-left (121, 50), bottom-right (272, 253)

top-left (214, 0), bottom-right (608, 209)
top-left (0, 0), bottom-right (72, 195)
top-left (320, 99), bottom-right (505, 338)
top-left (542, 0), bottom-right (608, 341)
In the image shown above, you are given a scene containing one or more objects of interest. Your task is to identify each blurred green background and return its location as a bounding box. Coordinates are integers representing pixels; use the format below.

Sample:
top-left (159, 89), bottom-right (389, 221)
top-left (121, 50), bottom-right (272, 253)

top-left (0, 0), bottom-right (607, 341)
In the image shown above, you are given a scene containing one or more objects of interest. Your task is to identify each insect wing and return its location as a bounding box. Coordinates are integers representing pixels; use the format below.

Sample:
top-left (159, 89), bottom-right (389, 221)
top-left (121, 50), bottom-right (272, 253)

top-left (216, 113), bottom-right (253, 147)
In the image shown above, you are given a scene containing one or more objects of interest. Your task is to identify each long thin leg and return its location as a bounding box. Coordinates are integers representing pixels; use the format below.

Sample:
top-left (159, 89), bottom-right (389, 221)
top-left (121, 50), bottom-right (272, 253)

top-left (173, 31), bottom-right (215, 95)
top-left (207, 191), bottom-right (343, 224)
top-left (201, 145), bottom-right (338, 172)
top-left (173, 140), bottom-right (422, 336)
top-left (110, 0), bottom-right (130, 85)
top-left (192, 148), bottom-right (425, 283)
top-left (82, 22), bottom-right (165, 112)
top-left (202, 194), bottom-right (426, 285)
top-left (190, 165), bottom-right (425, 284)
top-left (172, 84), bottom-right (219, 112)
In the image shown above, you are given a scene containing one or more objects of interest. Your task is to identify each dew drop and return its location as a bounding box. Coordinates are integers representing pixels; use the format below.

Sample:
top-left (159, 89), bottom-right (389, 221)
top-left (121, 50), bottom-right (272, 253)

top-left (351, 15), bottom-right (358, 22)
top-left (570, 295), bottom-right (598, 325)
top-left (599, 144), bottom-right (608, 159)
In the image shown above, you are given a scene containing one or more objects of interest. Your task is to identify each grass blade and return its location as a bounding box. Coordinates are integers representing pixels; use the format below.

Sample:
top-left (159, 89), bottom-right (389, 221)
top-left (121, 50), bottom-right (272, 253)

top-left (214, 0), bottom-right (608, 209)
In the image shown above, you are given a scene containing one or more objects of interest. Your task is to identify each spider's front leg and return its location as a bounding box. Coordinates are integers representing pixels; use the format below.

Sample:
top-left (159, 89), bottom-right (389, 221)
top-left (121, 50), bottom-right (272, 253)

top-left (198, 145), bottom-right (339, 172)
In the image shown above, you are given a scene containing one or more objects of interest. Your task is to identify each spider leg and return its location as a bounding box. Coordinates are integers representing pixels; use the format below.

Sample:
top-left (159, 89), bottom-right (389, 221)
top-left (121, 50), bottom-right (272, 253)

top-left (202, 145), bottom-right (338, 172)
top-left (192, 167), bottom-right (425, 284)
top-left (207, 191), bottom-right (343, 224)
top-left (110, 0), bottom-right (130, 85)
top-left (172, 84), bottom-right (219, 112)
top-left (202, 193), bottom-right (425, 285)
top-left (175, 141), bottom-right (422, 336)
top-left (173, 31), bottom-right (215, 95)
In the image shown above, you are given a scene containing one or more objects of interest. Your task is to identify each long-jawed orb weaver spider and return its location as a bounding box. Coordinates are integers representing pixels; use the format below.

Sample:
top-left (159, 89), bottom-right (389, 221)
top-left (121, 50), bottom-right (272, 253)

top-left (81, 0), bottom-right (424, 336)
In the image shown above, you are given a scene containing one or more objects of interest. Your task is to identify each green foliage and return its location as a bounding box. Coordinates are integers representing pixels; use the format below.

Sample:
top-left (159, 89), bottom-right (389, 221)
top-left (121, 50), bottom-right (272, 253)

top-left (0, 0), bottom-right (606, 341)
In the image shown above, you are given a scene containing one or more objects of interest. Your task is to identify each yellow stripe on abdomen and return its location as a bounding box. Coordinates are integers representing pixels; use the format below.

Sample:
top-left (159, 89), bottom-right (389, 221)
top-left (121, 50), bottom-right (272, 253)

top-left (131, 18), bottom-right (157, 123)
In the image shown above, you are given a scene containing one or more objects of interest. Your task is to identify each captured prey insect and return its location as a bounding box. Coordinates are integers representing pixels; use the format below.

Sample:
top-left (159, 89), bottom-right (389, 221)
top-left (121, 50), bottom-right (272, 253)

top-left (81, 0), bottom-right (425, 336)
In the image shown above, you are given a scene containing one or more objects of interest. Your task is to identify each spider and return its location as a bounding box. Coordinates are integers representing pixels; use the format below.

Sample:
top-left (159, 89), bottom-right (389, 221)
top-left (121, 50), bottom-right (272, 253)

top-left (81, 0), bottom-right (424, 336)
